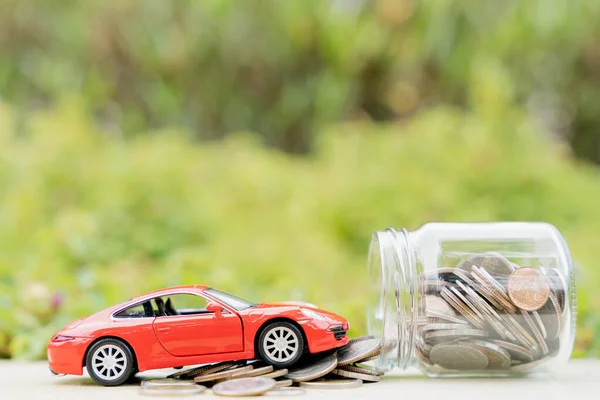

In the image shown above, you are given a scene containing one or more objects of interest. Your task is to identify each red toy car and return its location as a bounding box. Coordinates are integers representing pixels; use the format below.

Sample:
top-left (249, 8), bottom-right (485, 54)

top-left (47, 285), bottom-right (349, 386)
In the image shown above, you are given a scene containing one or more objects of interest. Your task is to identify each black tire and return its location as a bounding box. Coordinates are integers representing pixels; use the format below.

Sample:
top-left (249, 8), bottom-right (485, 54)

top-left (257, 321), bottom-right (305, 368)
top-left (85, 338), bottom-right (136, 386)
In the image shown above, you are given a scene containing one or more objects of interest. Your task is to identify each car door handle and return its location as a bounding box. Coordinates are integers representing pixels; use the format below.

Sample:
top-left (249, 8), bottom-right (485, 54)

top-left (157, 327), bottom-right (172, 333)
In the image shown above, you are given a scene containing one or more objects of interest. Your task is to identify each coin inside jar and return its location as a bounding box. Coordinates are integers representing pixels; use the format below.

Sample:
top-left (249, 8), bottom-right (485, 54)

top-left (507, 267), bottom-right (550, 311)
top-left (457, 252), bottom-right (515, 277)
top-left (429, 343), bottom-right (489, 370)
top-left (462, 340), bottom-right (511, 369)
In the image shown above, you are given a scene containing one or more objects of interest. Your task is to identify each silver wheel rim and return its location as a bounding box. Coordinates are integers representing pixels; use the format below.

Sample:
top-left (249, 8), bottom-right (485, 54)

top-left (263, 326), bottom-right (299, 363)
top-left (91, 344), bottom-right (127, 381)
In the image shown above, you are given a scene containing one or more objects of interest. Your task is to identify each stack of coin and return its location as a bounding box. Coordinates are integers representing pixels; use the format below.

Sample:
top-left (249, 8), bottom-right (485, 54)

top-left (289, 337), bottom-right (386, 389)
top-left (416, 252), bottom-right (566, 372)
top-left (163, 336), bottom-right (385, 394)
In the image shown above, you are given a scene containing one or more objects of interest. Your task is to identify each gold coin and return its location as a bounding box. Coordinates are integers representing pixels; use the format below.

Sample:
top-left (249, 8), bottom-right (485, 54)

top-left (507, 267), bottom-right (550, 311)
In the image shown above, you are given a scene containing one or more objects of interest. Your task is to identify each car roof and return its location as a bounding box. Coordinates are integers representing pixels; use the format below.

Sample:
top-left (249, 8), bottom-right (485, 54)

top-left (131, 285), bottom-right (209, 300)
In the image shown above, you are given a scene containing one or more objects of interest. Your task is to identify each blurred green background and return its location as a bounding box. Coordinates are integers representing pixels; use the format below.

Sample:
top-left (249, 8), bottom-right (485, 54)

top-left (0, 0), bottom-right (599, 359)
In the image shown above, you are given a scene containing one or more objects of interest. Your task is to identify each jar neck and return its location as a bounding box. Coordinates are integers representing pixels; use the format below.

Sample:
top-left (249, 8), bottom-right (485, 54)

top-left (368, 228), bottom-right (418, 370)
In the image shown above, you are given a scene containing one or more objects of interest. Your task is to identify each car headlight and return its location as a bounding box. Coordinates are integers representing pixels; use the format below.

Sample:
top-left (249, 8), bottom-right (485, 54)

top-left (301, 308), bottom-right (327, 321)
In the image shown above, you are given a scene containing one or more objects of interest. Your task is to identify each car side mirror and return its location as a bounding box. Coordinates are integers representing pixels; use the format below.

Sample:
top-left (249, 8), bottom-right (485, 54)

top-left (206, 302), bottom-right (222, 318)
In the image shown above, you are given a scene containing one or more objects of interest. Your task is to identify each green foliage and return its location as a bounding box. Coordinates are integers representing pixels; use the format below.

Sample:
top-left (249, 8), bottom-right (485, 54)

top-left (0, 98), bottom-right (599, 359)
top-left (1, 0), bottom-right (600, 159)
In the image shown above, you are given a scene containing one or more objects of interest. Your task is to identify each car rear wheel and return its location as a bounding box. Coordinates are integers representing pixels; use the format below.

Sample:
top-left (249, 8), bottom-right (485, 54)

top-left (86, 338), bottom-right (135, 386)
top-left (258, 322), bottom-right (304, 368)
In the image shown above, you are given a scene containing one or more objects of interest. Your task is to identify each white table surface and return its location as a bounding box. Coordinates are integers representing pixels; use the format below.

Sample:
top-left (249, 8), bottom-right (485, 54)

top-left (2, 360), bottom-right (600, 400)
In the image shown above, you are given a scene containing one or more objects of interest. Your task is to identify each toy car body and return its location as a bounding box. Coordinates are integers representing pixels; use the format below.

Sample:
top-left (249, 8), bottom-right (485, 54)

top-left (47, 285), bottom-right (349, 385)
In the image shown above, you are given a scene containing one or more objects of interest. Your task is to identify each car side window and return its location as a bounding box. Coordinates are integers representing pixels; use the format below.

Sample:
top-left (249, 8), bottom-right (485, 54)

top-left (155, 293), bottom-right (222, 316)
top-left (114, 301), bottom-right (153, 318)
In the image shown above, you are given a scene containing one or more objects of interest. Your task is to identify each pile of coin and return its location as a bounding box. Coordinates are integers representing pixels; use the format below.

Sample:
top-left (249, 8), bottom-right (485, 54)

top-left (156, 337), bottom-right (383, 396)
top-left (288, 337), bottom-right (383, 389)
top-left (417, 252), bottom-right (566, 373)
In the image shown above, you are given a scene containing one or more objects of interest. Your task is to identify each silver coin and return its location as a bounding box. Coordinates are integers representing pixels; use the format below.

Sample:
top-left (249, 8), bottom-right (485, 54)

top-left (424, 328), bottom-right (488, 344)
top-left (499, 313), bottom-right (538, 350)
top-left (265, 387), bottom-right (306, 396)
top-left (167, 367), bottom-right (200, 380)
top-left (471, 267), bottom-right (517, 311)
top-left (425, 310), bottom-right (469, 325)
top-left (487, 339), bottom-right (533, 362)
top-left (544, 268), bottom-right (566, 313)
top-left (422, 323), bottom-right (472, 333)
top-left (440, 288), bottom-right (485, 328)
top-left (349, 335), bottom-right (375, 343)
top-left (139, 384), bottom-right (207, 397)
top-left (285, 354), bottom-right (338, 382)
top-left (532, 311), bottom-right (547, 339)
top-left (473, 267), bottom-right (513, 304)
top-left (416, 330), bottom-right (432, 356)
top-left (332, 368), bottom-right (381, 382)
top-left (520, 310), bottom-right (549, 355)
top-left (451, 268), bottom-right (481, 289)
top-left (408, 315), bottom-right (432, 325)
top-left (429, 343), bottom-right (489, 370)
top-left (229, 365), bottom-right (274, 379)
top-left (458, 253), bottom-right (515, 277)
top-left (141, 379), bottom-right (198, 388)
top-left (456, 281), bottom-right (511, 341)
top-left (359, 353), bottom-right (381, 362)
top-left (275, 379), bottom-right (293, 387)
top-left (259, 369), bottom-right (288, 379)
top-left (212, 377), bottom-right (276, 397)
top-left (469, 278), bottom-right (504, 310)
top-left (340, 363), bottom-right (385, 376)
top-left (415, 343), bottom-right (433, 366)
top-left (449, 286), bottom-right (486, 321)
top-left (336, 339), bottom-right (381, 366)
top-left (509, 357), bottom-right (550, 373)
top-left (194, 365), bottom-right (254, 383)
top-left (425, 295), bottom-right (456, 317)
top-left (539, 290), bottom-right (562, 340)
top-left (299, 379), bottom-right (363, 389)
top-left (462, 340), bottom-right (511, 369)
top-left (175, 361), bottom-right (238, 379)
top-left (424, 279), bottom-right (453, 294)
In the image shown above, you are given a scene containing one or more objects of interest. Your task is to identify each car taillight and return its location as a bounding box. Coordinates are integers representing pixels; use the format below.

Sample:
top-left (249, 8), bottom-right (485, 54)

top-left (52, 335), bottom-right (75, 342)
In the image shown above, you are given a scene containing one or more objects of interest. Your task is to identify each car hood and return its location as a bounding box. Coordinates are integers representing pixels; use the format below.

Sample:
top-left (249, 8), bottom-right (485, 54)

top-left (256, 301), bottom-right (318, 309)
top-left (251, 302), bottom-right (346, 322)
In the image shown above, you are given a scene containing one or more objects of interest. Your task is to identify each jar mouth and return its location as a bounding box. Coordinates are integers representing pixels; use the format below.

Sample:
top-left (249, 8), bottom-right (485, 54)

top-left (367, 229), bottom-right (417, 370)
top-left (366, 233), bottom-right (385, 351)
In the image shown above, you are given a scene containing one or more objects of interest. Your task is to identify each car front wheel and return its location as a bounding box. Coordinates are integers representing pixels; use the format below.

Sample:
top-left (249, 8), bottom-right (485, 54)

top-left (258, 322), bottom-right (304, 368)
top-left (85, 338), bottom-right (135, 386)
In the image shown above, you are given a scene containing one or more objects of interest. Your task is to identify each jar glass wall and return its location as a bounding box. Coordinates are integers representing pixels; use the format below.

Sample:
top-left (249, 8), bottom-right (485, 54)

top-left (367, 222), bottom-right (575, 376)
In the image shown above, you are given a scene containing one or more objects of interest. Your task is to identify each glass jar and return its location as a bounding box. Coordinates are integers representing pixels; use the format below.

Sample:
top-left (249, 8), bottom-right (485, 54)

top-left (366, 222), bottom-right (575, 376)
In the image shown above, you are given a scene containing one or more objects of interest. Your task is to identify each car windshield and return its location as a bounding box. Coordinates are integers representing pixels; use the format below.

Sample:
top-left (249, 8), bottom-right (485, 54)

top-left (205, 288), bottom-right (256, 310)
